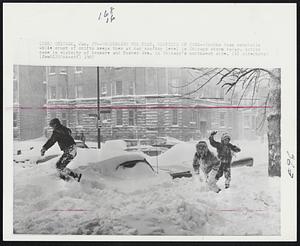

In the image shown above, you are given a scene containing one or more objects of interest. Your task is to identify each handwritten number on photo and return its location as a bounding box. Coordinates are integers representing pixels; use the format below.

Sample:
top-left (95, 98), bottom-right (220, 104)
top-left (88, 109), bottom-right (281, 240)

top-left (98, 7), bottom-right (115, 23)
top-left (287, 151), bottom-right (295, 179)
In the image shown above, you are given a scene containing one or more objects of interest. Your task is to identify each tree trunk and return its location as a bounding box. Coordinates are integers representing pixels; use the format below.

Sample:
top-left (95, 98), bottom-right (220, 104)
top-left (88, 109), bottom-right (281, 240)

top-left (267, 69), bottom-right (281, 177)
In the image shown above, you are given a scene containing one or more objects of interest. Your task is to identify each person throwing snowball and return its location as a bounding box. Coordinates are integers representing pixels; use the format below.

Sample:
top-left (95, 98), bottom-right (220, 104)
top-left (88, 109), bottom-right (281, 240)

top-left (41, 118), bottom-right (82, 182)
top-left (209, 131), bottom-right (241, 189)
top-left (192, 141), bottom-right (221, 193)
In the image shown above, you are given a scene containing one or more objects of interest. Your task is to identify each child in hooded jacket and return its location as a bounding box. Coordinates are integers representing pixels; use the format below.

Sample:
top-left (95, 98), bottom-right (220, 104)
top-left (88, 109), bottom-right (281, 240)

top-left (192, 141), bottom-right (221, 193)
top-left (41, 118), bottom-right (81, 182)
top-left (209, 131), bottom-right (241, 188)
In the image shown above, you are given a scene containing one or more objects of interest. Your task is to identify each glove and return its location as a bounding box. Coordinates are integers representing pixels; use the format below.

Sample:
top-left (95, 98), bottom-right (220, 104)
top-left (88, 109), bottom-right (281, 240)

top-left (211, 131), bottom-right (217, 136)
top-left (41, 148), bottom-right (46, 156)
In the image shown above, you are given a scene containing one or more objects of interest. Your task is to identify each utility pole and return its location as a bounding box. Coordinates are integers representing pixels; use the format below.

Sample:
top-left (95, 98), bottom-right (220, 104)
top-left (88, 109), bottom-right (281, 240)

top-left (97, 67), bottom-right (101, 149)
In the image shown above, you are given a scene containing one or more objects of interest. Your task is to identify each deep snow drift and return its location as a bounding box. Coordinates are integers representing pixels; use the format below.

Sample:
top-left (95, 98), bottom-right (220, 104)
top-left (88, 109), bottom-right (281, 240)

top-left (13, 137), bottom-right (280, 235)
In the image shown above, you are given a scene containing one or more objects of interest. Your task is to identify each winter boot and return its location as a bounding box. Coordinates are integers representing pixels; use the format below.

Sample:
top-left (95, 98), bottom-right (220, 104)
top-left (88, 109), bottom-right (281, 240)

top-left (68, 169), bottom-right (82, 182)
top-left (77, 173), bottom-right (82, 182)
top-left (58, 170), bottom-right (71, 181)
top-left (225, 180), bottom-right (230, 189)
top-left (207, 170), bottom-right (221, 193)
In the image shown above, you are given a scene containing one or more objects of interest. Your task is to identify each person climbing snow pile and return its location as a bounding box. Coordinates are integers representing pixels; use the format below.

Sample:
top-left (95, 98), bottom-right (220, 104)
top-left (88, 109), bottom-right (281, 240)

top-left (209, 131), bottom-right (241, 189)
top-left (192, 141), bottom-right (221, 193)
top-left (40, 118), bottom-right (82, 182)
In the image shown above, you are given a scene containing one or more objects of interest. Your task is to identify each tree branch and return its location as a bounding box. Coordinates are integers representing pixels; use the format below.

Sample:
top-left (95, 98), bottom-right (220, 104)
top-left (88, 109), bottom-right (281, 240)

top-left (180, 69), bottom-right (225, 97)
top-left (251, 70), bottom-right (260, 106)
top-left (256, 92), bottom-right (270, 131)
top-left (222, 69), bottom-right (259, 94)
top-left (216, 68), bottom-right (239, 85)
top-left (242, 71), bottom-right (256, 88)
top-left (238, 74), bottom-right (257, 106)
top-left (171, 68), bottom-right (218, 88)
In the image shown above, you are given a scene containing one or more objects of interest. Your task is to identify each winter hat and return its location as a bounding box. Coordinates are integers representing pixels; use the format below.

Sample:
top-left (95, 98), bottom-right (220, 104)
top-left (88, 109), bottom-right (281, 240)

top-left (196, 141), bottom-right (208, 149)
top-left (221, 132), bottom-right (231, 142)
top-left (196, 141), bottom-right (208, 157)
top-left (49, 118), bottom-right (61, 127)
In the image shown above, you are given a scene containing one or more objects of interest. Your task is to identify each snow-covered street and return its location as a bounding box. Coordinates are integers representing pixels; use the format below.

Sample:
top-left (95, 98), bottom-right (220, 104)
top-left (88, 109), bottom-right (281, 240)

top-left (13, 138), bottom-right (280, 235)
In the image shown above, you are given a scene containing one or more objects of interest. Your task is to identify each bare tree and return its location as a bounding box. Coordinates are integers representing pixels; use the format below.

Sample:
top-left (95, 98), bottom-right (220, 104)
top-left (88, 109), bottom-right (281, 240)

top-left (178, 68), bottom-right (280, 177)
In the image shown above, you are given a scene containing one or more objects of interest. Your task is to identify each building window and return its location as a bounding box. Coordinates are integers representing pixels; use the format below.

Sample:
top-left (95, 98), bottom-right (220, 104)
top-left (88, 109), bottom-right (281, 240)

top-left (49, 66), bottom-right (56, 74)
top-left (75, 66), bottom-right (83, 73)
top-left (49, 86), bottom-right (56, 99)
top-left (13, 79), bottom-right (18, 103)
top-left (116, 110), bottom-right (123, 125)
top-left (129, 82), bottom-right (135, 95)
top-left (101, 83), bottom-right (107, 96)
top-left (129, 110), bottom-right (135, 126)
top-left (61, 112), bottom-right (67, 126)
top-left (220, 112), bottom-right (225, 127)
top-left (62, 86), bottom-right (67, 98)
top-left (116, 81), bottom-right (123, 95)
top-left (196, 112), bottom-right (201, 128)
top-left (13, 112), bottom-right (18, 127)
top-left (102, 112), bottom-right (111, 124)
top-left (60, 66), bottom-right (67, 74)
top-left (111, 84), bottom-right (114, 96)
top-left (171, 79), bottom-right (179, 94)
top-left (172, 109), bottom-right (178, 125)
top-left (75, 85), bottom-right (83, 98)
top-left (49, 111), bottom-right (56, 120)
top-left (192, 110), bottom-right (197, 123)
top-left (58, 86), bottom-right (67, 99)
top-left (77, 111), bottom-right (80, 125)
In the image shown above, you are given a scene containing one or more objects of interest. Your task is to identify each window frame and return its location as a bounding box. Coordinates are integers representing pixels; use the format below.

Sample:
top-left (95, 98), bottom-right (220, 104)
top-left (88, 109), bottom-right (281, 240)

top-left (128, 110), bottom-right (135, 126)
top-left (50, 112), bottom-right (56, 120)
top-left (116, 110), bottom-right (123, 126)
top-left (49, 86), bottom-right (57, 99)
top-left (172, 109), bottom-right (178, 125)
top-left (49, 66), bottom-right (56, 75)
top-left (75, 85), bottom-right (84, 98)
top-left (59, 66), bottom-right (67, 74)
top-left (61, 112), bottom-right (67, 126)
top-left (128, 81), bottom-right (135, 95)
top-left (75, 66), bottom-right (83, 73)
top-left (115, 80), bottom-right (123, 96)
top-left (101, 83), bottom-right (107, 96)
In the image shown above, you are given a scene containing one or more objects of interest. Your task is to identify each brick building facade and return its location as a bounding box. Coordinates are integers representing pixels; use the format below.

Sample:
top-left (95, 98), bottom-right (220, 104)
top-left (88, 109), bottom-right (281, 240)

top-left (43, 66), bottom-right (263, 142)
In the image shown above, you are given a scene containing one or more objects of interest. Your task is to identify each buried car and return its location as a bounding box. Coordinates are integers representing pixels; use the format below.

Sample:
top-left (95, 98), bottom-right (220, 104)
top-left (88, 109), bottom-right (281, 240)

top-left (125, 145), bottom-right (168, 156)
top-left (76, 151), bottom-right (160, 180)
top-left (124, 139), bottom-right (168, 156)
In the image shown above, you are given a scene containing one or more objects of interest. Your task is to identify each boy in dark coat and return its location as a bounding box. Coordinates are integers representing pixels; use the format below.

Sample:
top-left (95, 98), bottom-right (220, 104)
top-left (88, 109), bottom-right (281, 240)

top-left (209, 131), bottom-right (241, 188)
top-left (41, 118), bottom-right (81, 182)
top-left (192, 141), bottom-right (221, 193)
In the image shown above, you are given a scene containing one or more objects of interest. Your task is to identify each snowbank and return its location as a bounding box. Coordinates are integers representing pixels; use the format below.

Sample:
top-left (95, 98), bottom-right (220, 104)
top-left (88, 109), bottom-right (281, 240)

top-left (13, 138), bottom-right (280, 236)
top-left (147, 142), bottom-right (195, 172)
